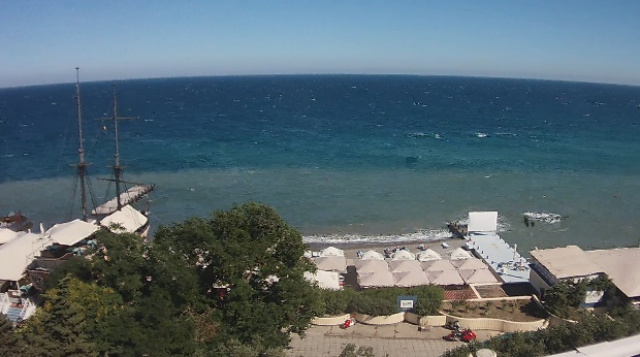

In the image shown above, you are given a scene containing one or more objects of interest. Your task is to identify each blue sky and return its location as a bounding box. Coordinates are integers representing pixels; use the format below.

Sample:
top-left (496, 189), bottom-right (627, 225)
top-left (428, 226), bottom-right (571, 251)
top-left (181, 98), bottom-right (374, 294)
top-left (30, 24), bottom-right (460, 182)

top-left (1, 0), bottom-right (639, 87)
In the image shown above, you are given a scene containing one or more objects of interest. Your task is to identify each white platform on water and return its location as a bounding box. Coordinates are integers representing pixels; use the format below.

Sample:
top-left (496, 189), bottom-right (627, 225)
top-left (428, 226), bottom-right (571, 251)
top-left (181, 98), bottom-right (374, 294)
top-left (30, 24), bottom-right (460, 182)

top-left (92, 185), bottom-right (153, 215)
top-left (465, 232), bottom-right (531, 284)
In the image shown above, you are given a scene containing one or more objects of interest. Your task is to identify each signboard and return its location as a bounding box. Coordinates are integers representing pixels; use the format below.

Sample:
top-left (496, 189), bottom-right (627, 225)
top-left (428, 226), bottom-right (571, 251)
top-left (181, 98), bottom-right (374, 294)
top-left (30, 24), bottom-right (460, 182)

top-left (397, 295), bottom-right (418, 312)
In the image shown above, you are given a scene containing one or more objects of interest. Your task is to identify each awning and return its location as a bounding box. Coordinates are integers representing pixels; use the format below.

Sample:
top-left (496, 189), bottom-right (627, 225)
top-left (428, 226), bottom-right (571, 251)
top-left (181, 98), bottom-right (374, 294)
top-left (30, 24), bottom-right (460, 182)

top-left (100, 205), bottom-right (148, 233)
top-left (45, 219), bottom-right (99, 246)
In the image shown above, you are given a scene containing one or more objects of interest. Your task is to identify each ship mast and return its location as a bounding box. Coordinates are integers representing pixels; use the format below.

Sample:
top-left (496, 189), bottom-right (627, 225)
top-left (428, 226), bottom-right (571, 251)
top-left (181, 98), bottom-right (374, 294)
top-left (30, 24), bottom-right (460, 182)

top-left (107, 84), bottom-right (134, 211)
top-left (74, 67), bottom-right (91, 221)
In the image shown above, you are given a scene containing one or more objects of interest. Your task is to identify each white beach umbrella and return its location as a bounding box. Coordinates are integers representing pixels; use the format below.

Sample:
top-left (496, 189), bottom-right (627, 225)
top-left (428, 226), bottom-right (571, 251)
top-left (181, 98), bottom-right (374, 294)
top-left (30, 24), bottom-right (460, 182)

top-left (422, 259), bottom-right (456, 272)
top-left (319, 246), bottom-right (345, 257)
top-left (388, 259), bottom-right (422, 272)
top-left (390, 250), bottom-right (416, 260)
top-left (450, 247), bottom-right (473, 260)
top-left (416, 249), bottom-right (442, 262)
top-left (355, 259), bottom-right (390, 273)
top-left (314, 256), bottom-right (347, 272)
top-left (451, 258), bottom-right (487, 270)
top-left (427, 270), bottom-right (464, 286)
top-left (459, 268), bottom-right (499, 284)
top-left (358, 271), bottom-right (395, 288)
top-left (393, 270), bottom-right (430, 287)
top-left (360, 250), bottom-right (385, 260)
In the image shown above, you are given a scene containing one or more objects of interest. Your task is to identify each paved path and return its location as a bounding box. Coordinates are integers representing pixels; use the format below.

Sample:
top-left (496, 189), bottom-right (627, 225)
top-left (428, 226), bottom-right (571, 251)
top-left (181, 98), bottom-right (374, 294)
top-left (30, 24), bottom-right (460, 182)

top-left (287, 323), bottom-right (501, 357)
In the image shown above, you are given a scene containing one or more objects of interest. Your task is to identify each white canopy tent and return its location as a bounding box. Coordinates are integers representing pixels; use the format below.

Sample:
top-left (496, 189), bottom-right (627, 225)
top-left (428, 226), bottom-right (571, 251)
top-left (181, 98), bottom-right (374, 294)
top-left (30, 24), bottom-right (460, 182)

top-left (416, 249), bottom-right (442, 262)
top-left (422, 259), bottom-right (456, 272)
top-left (0, 228), bottom-right (21, 245)
top-left (319, 246), bottom-right (345, 257)
top-left (358, 271), bottom-right (395, 288)
top-left (355, 259), bottom-right (390, 273)
top-left (459, 269), bottom-right (500, 284)
top-left (45, 219), bottom-right (99, 246)
top-left (450, 247), bottom-right (474, 260)
top-left (452, 257), bottom-right (487, 270)
top-left (360, 250), bottom-right (385, 260)
top-left (100, 205), bottom-right (148, 234)
top-left (313, 256), bottom-right (347, 272)
top-left (390, 250), bottom-right (415, 260)
top-left (392, 270), bottom-right (430, 287)
top-left (427, 269), bottom-right (464, 285)
top-left (304, 270), bottom-right (341, 290)
top-left (0, 232), bottom-right (51, 281)
top-left (468, 211), bottom-right (498, 233)
top-left (388, 259), bottom-right (422, 273)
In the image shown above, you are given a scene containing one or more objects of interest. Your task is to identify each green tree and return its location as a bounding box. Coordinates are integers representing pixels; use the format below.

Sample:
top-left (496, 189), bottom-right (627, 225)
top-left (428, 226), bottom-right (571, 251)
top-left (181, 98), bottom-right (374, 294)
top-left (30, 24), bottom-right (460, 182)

top-left (153, 202), bottom-right (323, 353)
top-left (21, 276), bottom-right (98, 357)
top-left (0, 314), bottom-right (24, 357)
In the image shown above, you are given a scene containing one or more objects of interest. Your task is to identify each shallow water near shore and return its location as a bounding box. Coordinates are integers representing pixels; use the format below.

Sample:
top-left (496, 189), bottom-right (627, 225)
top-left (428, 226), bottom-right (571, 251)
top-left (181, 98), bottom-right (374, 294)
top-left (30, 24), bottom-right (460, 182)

top-left (2, 75), bottom-right (640, 254)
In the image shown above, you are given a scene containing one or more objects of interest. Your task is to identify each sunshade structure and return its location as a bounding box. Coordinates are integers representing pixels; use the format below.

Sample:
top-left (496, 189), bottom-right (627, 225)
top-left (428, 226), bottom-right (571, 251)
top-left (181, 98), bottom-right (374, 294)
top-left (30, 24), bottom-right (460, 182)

top-left (319, 246), bottom-right (344, 257)
top-left (355, 259), bottom-right (390, 274)
top-left (416, 249), bottom-right (442, 262)
top-left (422, 259), bottom-right (456, 272)
top-left (459, 269), bottom-right (499, 284)
top-left (427, 269), bottom-right (464, 285)
top-left (0, 228), bottom-right (21, 245)
top-left (450, 247), bottom-right (473, 260)
top-left (359, 250), bottom-right (385, 260)
top-left (313, 256), bottom-right (347, 272)
top-left (393, 270), bottom-right (430, 287)
top-left (390, 250), bottom-right (415, 260)
top-left (0, 232), bottom-right (51, 281)
top-left (451, 258), bottom-right (487, 270)
top-left (100, 205), bottom-right (148, 234)
top-left (304, 270), bottom-right (341, 290)
top-left (45, 219), bottom-right (99, 246)
top-left (358, 271), bottom-right (394, 288)
top-left (388, 259), bottom-right (422, 272)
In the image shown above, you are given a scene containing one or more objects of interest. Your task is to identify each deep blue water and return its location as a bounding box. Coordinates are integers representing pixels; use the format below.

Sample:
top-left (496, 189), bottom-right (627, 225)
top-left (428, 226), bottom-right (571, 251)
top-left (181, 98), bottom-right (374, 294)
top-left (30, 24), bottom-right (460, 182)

top-left (2, 75), bottom-right (640, 252)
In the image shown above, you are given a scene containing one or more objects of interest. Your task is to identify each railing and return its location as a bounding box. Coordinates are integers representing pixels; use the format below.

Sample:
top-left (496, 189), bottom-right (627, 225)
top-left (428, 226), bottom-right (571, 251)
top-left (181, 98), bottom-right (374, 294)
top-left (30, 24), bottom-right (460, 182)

top-left (0, 292), bottom-right (9, 315)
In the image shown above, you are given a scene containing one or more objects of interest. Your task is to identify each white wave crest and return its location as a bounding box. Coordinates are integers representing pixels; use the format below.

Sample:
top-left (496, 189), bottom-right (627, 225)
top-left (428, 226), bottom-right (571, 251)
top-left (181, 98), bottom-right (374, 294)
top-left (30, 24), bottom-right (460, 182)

top-left (303, 229), bottom-right (452, 245)
top-left (475, 132), bottom-right (488, 138)
top-left (524, 212), bottom-right (564, 224)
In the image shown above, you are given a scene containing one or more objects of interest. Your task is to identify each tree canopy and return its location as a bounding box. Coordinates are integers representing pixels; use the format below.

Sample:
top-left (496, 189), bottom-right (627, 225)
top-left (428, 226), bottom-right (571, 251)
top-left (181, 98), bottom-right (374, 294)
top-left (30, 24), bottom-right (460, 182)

top-left (19, 202), bottom-right (321, 356)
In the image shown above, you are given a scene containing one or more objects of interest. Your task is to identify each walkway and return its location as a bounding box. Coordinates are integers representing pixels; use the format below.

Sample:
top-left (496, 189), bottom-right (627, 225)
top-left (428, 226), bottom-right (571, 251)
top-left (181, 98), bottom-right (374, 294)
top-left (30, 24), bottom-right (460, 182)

top-left (287, 323), bottom-right (501, 357)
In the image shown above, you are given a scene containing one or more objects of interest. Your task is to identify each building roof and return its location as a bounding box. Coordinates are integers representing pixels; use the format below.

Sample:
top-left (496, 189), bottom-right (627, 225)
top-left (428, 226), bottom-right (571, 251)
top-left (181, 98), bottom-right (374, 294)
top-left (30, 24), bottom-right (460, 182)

top-left (100, 205), bottom-right (148, 234)
top-left (530, 245), bottom-right (603, 280)
top-left (586, 248), bottom-right (640, 298)
top-left (0, 232), bottom-right (51, 281)
top-left (0, 228), bottom-right (21, 245)
top-left (45, 219), bottom-right (99, 246)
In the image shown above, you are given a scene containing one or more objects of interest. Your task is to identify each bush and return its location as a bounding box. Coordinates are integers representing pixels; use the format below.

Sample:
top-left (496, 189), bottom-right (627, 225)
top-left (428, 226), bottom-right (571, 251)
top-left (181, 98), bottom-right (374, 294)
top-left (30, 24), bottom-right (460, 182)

top-left (318, 289), bottom-right (358, 316)
top-left (408, 285), bottom-right (444, 316)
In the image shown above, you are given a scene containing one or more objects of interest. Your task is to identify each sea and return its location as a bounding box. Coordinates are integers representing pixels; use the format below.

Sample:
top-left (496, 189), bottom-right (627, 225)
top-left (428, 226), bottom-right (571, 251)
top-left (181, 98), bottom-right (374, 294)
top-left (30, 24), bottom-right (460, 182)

top-left (2, 75), bottom-right (640, 254)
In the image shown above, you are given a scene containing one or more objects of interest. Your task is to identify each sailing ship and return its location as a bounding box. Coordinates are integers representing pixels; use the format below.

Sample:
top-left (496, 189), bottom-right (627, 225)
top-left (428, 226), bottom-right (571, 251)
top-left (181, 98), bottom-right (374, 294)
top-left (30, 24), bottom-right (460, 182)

top-left (90, 82), bottom-right (155, 237)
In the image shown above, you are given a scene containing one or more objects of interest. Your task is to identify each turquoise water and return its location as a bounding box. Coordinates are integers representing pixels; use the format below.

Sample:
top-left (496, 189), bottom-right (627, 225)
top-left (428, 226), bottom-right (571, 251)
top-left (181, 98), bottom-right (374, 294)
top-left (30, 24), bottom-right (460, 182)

top-left (2, 75), bottom-right (640, 253)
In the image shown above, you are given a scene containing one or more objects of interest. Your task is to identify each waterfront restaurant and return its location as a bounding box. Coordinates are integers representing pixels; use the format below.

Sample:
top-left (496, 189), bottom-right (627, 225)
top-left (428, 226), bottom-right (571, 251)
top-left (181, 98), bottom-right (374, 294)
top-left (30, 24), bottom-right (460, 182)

top-left (529, 245), bottom-right (605, 308)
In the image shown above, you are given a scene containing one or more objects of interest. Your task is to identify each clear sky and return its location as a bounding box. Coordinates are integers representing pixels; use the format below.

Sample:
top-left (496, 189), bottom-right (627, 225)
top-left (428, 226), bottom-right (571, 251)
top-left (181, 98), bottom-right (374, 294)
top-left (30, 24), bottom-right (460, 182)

top-left (1, 0), bottom-right (639, 87)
